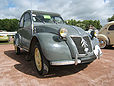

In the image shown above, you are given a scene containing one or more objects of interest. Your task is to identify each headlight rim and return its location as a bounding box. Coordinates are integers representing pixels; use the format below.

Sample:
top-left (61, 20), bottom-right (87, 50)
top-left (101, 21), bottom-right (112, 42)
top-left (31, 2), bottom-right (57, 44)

top-left (59, 28), bottom-right (68, 38)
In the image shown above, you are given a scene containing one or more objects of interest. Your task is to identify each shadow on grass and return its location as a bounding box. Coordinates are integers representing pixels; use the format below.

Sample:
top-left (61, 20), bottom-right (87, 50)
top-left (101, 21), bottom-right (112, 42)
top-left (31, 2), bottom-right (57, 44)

top-left (4, 50), bottom-right (88, 78)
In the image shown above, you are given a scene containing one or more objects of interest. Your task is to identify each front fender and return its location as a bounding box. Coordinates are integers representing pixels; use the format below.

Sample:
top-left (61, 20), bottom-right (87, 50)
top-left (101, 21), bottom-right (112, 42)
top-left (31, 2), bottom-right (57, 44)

top-left (34, 33), bottom-right (72, 61)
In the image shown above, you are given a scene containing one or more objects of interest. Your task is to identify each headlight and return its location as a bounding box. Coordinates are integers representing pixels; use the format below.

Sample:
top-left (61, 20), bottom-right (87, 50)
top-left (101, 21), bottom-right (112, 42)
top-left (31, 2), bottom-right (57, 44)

top-left (59, 28), bottom-right (68, 37)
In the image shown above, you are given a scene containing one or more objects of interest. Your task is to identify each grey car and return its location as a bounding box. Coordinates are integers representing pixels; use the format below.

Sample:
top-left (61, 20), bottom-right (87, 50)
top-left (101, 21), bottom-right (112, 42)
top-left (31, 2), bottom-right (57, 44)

top-left (14, 10), bottom-right (102, 75)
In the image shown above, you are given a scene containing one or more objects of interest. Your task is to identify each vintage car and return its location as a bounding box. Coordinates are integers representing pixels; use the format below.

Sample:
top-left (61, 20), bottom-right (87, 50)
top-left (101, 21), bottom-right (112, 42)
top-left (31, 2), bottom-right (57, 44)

top-left (97, 21), bottom-right (114, 48)
top-left (14, 10), bottom-right (102, 75)
top-left (0, 31), bottom-right (9, 42)
top-left (0, 35), bottom-right (9, 42)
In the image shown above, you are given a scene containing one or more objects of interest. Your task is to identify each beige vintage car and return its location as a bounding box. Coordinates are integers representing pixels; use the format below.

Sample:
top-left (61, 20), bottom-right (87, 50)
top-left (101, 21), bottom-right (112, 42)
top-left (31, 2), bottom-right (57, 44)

top-left (97, 21), bottom-right (114, 48)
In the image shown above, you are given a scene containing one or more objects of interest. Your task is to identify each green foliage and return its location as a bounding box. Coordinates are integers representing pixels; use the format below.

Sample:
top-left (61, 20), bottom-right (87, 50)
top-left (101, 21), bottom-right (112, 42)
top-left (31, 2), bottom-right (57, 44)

top-left (0, 19), bottom-right (19, 31)
top-left (65, 19), bottom-right (102, 30)
top-left (0, 18), bottom-right (103, 31)
top-left (108, 15), bottom-right (114, 22)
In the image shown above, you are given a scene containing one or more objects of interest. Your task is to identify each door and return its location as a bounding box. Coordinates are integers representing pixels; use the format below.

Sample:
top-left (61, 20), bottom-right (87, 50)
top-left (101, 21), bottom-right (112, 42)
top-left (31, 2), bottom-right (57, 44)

top-left (18, 15), bottom-right (24, 47)
top-left (21, 12), bottom-right (32, 50)
top-left (107, 24), bottom-right (114, 44)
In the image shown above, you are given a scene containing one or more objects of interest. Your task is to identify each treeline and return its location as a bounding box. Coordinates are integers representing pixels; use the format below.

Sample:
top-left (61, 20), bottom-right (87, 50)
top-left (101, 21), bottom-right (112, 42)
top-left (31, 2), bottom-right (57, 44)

top-left (108, 14), bottom-right (114, 22)
top-left (65, 14), bottom-right (114, 30)
top-left (0, 19), bottom-right (19, 31)
top-left (0, 19), bottom-right (101, 31)
top-left (65, 19), bottom-right (102, 30)
top-left (0, 14), bottom-right (113, 31)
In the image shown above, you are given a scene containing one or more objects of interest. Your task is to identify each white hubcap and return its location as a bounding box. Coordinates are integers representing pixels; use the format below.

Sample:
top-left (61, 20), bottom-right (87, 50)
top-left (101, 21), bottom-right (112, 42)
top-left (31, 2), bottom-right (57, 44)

top-left (99, 39), bottom-right (106, 48)
top-left (34, 48), bottom-right (42, 71)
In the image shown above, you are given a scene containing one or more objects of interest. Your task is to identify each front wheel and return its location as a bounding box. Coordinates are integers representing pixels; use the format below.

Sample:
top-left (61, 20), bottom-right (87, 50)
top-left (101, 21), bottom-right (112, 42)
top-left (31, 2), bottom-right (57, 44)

top-left (98, 38), bottom-right (107, 48)
top-left (34, 44), bottom-right (49, 75)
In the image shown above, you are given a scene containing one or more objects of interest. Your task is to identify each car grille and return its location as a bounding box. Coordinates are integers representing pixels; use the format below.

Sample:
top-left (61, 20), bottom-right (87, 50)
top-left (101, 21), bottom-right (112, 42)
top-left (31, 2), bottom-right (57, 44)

top-left (71, 36), bottom-right (92, 54)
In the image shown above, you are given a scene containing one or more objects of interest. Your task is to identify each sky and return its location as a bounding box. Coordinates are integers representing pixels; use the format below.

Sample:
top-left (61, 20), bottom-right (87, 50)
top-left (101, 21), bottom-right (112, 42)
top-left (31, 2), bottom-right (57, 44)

top-left (0, 0), bottom-right (113, 25)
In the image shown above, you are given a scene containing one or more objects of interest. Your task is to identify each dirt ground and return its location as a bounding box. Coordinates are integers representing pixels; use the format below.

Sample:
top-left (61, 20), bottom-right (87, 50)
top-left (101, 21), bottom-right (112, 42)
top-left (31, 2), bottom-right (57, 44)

top-left (0, 44), bottom-right (114, 86)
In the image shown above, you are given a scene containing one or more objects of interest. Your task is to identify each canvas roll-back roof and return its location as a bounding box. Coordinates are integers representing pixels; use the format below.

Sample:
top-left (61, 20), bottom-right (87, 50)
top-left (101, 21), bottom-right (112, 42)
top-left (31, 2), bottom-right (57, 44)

top-left (26, 10), bottom-right (61, 16)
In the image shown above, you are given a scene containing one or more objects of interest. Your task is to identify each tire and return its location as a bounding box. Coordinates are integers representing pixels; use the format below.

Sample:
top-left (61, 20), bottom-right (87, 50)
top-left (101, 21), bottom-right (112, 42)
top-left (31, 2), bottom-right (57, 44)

top-left (15, 45), bottom-right (20, 55)
top-left (14, 37), bottom-right (20, 55)
top-left (33, 43), bottom-right (49, 75)
top-left (98, 38), bottom-right (107, 48)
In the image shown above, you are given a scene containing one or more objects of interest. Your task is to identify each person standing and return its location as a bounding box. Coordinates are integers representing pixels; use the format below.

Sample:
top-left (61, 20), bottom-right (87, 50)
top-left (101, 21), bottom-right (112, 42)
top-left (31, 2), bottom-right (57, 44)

top-left (87, 25), bottom-right (98, 39)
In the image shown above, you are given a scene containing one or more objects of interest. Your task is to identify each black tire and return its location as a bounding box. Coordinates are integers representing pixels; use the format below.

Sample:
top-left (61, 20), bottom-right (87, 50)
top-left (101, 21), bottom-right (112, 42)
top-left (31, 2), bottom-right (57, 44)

top-left (33, 43), bottom-right (49, 75)
top-left (14, 37), bottom-right (20, 55)
top-left (15, 45), bottom-right (20, 55)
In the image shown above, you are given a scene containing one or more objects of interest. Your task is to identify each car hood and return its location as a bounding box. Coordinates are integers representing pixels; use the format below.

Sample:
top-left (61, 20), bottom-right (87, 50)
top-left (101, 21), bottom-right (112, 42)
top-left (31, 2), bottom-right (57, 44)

top-left (34, 23), bottom-right (88, 37)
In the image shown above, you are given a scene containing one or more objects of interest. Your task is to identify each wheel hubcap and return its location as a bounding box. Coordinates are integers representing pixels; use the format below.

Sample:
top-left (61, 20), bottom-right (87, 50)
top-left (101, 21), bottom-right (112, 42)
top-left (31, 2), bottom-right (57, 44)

top-left (34, 48), bottom-right (42, 71)
top-left (99, 39), bottom-right (106, 48)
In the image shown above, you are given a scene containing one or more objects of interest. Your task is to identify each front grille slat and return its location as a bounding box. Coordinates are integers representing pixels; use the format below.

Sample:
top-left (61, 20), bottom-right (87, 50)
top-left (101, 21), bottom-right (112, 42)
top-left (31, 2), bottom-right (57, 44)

top-left (83, 36), bottom-right (92, 52)
top-left (71, 36), bottom-right (92, 54)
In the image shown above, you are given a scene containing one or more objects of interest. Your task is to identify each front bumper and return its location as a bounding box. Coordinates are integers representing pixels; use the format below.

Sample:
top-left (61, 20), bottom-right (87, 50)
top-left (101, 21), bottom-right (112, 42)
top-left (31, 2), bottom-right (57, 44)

top-left (50, 59), bottom-right (81, 65)
top-left (50, 56), bottom-right (95, 66)
top-left (50, 45), bottom-right (102, 66)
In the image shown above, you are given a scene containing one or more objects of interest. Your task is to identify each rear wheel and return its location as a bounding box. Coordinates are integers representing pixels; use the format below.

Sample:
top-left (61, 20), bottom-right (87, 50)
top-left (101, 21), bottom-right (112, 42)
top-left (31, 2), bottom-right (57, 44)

top-left (34, 43), bottom-right (49, 75)
top-left (14, 38), bottom-right (20, 55)
top-left (15, 45), bottom-right (20, 55)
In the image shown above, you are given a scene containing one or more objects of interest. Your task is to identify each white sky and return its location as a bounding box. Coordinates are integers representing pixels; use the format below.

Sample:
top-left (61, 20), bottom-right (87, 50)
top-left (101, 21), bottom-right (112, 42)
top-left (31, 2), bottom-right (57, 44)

top-left (0, 0), bottom-right (113, 25)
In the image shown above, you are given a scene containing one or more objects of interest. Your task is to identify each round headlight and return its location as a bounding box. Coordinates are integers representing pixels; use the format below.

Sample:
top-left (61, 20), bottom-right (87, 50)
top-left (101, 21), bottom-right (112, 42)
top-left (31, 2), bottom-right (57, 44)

top-left (59, 28), bottom-right (68, 37)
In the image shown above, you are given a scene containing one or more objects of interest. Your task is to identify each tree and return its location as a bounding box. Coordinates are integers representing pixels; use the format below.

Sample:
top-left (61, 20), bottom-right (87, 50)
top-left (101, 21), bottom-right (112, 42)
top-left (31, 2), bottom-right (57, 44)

top-left (0, 19), bottom-right (19, 31)
top-left (108, 15), bottom-right (114, 22)
top-left (65, 19), bottom-right (102, 30)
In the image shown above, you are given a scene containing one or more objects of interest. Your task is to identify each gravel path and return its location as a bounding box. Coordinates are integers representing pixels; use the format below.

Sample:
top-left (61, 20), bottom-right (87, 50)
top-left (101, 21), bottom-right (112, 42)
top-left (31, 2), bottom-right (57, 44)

top-left (0, 44), bottom-right (114, 86)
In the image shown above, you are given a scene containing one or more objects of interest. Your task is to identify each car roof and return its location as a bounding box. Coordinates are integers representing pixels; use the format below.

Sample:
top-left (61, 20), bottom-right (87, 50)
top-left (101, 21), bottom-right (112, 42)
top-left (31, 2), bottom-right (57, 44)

top-left (25, 10), bottom-right (61, 16)
top-left (103, 21), bottom-right (114, 28)
top-left (107, 21), bottom-right (114, 25)
top-left (99, 21), bottom-right (114, 32)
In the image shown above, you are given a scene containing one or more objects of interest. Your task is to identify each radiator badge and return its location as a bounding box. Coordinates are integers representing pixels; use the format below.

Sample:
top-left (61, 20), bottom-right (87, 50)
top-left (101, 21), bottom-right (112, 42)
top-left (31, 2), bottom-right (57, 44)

top-left (81, 38), bottom-right (89, 53)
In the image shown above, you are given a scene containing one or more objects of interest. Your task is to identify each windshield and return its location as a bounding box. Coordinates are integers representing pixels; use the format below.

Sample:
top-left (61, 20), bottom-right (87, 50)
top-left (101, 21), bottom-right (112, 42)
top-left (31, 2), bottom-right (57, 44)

top-left (32, 14), bottom-right (64, 24)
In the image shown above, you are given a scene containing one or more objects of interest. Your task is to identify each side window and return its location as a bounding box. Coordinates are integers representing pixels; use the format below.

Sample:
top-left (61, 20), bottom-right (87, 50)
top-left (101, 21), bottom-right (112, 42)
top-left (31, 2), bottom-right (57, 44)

top-left (19, 16), bottom-right (24, 27)
top-left (54, 17), bottom-right (63, 24)
top-left (24, 13), bottom-right (31, 27)
top-left (108, 25), bottom-right (114, 30)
